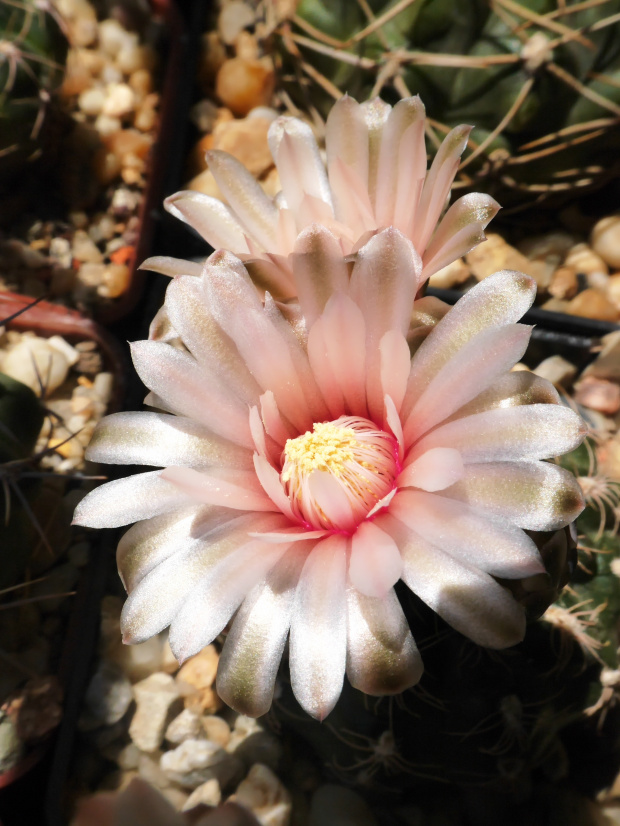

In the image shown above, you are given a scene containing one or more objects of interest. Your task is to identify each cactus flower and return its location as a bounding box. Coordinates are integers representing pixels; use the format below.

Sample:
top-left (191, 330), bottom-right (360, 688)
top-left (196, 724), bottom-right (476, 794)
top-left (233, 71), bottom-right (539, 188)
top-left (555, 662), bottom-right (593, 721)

top-left (155, 95), bottom-right (499, 299)
top-left (74, 228), bottom-right (585, 720)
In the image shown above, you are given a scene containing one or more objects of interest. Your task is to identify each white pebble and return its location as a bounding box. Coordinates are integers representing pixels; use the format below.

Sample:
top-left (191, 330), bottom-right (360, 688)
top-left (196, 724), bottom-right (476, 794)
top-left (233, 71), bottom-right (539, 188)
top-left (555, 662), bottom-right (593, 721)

top-left (95, 112), bottom-right (121, 137)
top-left (102, 83), bottom-right (136, 118)
top-left (78, 86), bottom-right (106, 116)
top-left (218, 1), bottom-right (255, 44)
top-left (98, 20), bottom-right (137, 58)
top-left (2, 337), bottom-right (70, 395)
top-left (93, 372), bottom-right (114, 404)
top-left (591, 215), bottom-right (620, 270)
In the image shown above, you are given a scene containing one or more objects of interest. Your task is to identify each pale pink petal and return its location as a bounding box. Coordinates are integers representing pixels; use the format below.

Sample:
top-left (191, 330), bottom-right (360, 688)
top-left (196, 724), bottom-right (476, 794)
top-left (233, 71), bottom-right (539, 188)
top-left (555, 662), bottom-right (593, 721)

top-left (349, 520), bottom-right (403, 598)
top-left (260, 391), bottom-right (293, 445)
top-left (388, 515), bottom-right (526, 648)
top-left (263, 293), bottom-right (330, 423)
top-left (346, 586), bottom-right (423, 695)
top-left (309, 293), bottom-right (367, 417)
top-left (297, 193), bottom-right (340, 233)
top-left (350, 229), bottom-right (421, 420)
top-left (249, 405), bottom-right (269, 460)
top-left (274, 208), bottom-right (298, 258)
top-left (161, 466), bottom-right (276, 511)
top-left (249, 527), bottom-right (327, 542)
top-left (117, 506), bottom-right (238, 592)
top-left (391, 490), bottom-right (544, 578)
top-left (366, 487), bottom-right (397, 519)
top-left (375, 96), bottom-right (426, 228)
top-left (413, 124), bottom-right (472, 254)
top-left (328, 157), bottom-right (376, 237)
top-left (446, 371), bottom-right (560, 422)
top-left (130, 340), bottom-right (253, 447)
top-left (217, 546), bottom-right (311, 716)
top-left (421, 193), bottom-right (500, 280)
top-left (292, 225), bottom-right (349, 327)
top-left (206, 150), bottom-right (279, 250)
top-left (307, 316), bottom-right (346, 419)
top-left (164, 191), bottom-right (250, 254)
top-left (253, 453), bottom-right (297, 521)
top-left (139, 256), bottom-right (203, 278)
top-left (361, 97), bottom-right (391, 211)
top-left (401, 270), bottom-right (537, 419)
top-left (379, 330), bottom-right (411, 413)
top-left (404, 323), bottom-right (532, 443)
top-left (85, 412), bottom-right (253, 471)
top-left (205, 268), bottom-right (314, 432)
top-left (269, 118), bottom-right (333, 214)
top-left (308, 470), bottom-right (357, 532)
top-left (73, 470), bottom-right (189, 529)
top-left (289, 534), bottom-right (348, 719)
top-left (120, 511), bottom-right (277, 642)
top-left (384, 394), bottom-right (404, 461)
top-left (399, 447), bottom-right (464, 491)
top-left (168, 537), bottom-right (290, 662)
top-left (412, 404), bottom-right (587, 463)
top-left (445, 461), bottom-right (585, 531)
top-left (165, 275), bottom-right (261, 406)
top-left (326, 95), bottom-right (371, 230)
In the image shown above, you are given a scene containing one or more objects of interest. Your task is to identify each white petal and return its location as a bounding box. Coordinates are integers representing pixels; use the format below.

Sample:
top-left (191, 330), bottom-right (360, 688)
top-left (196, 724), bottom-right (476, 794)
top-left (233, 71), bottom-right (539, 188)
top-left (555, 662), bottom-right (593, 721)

top-left (160, 466), bottom-right (277, 511)
top-left (349, 520), bottom-right (403, 598)
top-left (289, 534), bottom-right (348, 719)
top-left (399, 447), bottom-right (464, 492)
top-left (164, 191), bottom-right (250, 254)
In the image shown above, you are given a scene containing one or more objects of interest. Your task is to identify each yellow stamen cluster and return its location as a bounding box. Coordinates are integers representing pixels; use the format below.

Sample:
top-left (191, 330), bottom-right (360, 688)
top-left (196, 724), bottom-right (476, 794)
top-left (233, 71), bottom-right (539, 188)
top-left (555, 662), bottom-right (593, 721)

top-left (282, 422), bottom-right (359, 481)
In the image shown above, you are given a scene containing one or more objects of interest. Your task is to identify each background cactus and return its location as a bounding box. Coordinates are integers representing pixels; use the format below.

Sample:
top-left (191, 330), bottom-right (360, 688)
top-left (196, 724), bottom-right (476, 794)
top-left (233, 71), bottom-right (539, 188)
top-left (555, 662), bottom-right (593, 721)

top-left (0, 0), bottom-right (68, 181)
top-left (273, 0), bottom-right (620, 211)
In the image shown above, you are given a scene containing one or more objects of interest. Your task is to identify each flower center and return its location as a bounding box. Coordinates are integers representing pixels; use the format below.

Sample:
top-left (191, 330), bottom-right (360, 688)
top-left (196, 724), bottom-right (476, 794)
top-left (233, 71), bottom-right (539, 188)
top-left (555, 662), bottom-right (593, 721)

top-left (280, 416), bottom-right (398, 530)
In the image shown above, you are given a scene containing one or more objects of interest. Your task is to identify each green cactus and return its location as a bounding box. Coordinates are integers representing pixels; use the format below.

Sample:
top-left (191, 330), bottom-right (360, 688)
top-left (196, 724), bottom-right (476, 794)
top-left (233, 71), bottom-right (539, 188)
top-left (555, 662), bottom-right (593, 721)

top-left (274, 0), bottom-right (620, 209)
top-left (0, 0), bottom-right (68, 181)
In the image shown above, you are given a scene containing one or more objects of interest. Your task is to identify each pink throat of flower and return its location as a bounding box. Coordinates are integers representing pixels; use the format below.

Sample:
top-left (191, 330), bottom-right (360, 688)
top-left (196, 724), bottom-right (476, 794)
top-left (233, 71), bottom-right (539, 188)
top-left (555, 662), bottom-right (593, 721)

top-left (279, 416), bottom-right (400, 533)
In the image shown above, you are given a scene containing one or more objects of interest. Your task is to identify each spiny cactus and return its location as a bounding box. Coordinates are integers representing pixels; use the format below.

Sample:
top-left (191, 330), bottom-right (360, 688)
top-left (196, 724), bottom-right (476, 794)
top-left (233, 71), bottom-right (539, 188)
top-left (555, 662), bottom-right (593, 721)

top-left (0, 0), bottom-right (68, 180)
top-left (273, 0), bottom-right (620, 210)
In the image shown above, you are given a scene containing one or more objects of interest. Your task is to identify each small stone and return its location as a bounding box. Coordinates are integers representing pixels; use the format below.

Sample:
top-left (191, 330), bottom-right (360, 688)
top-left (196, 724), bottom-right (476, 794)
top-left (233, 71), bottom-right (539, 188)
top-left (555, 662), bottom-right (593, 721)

top-left (101, 64), bottom-right (124, 85)
top-left (583, 331), bottom-right (620, 382)
top-left (49, 237), bottom-right (73, 268)
top-left (93, 372), bottom-right (114, 405)
top-left (183, 778), bottom-right (221, 810)
top-left (117, 742), bottom-right (140, 770)
top-left (117, 44), bottom-right (151, 75)
top-left (606, 273), bottom-right (620, 310)
top-left (597, 432), bottom-right (620, 481)
top-left (219, 1), bottom-right (255, 44)
top-left (72, 230), bottom-right (103, 263)
top-left (566, 288), bottom-right (619, 321)
top-left (137, 750), bottom-right (171, 790)
top-left (236, 31), bottom-right (260, 61)
top-left (104, 128), bottom-right (152, 162)
top-left (93, 148), bottom-right (123, 185)
top-left (190, 99), bottom-right (221, 133)
top-left (97, 263), bottom-right (131, 299)
top-left (564, 243), bottom-right (609, 276)
top-left (215, 58), bottom-right (275, 117)
top-left (0, 716), bottom-right (23, 773)
top-left (129, 672), bottom-right (182, 753)
top-left (160, 738), bottom-right (244, 790)
top-left (134, 94), bottom-right (159, 132)
top-left (212, 117), bottom-right (274, 177)
top-left (78, 261), bottom-right (106, 288)
top-left (176, 645), bottom-right (219, 692)
top-left (202, 715), bottom-right (230, 747)
top-left (517, 231), bottom-right (575, 261)
top-left (310, 785), bottom-right (378, 826)
top-left (102, 83), bottom-right (136, 119)
top-left (98, 19), bottom-right (137, 59)
top-left (183, 686), bottom-right (222, 716)
top-left (94, 115), bottom-right (123, 137)
top-left (2, 337), bottom-right (70, 395)
top-left (427, 258), bottom-right (470, 289)
top-left (574, 376), bottom-right (620, 415)
top-left (129, 69), bottom-right (153, 98)
top-left (230, 763), bottom-right (292, 826)
top-left (540, 297), bottom-right (570, 314)
top-left (532, 356), bottom-right (577, 388)
top-left (78, 86), bottom-right (106, 117)
top-left (465, 233), bottom-right (551, 290)
top-left (81, 661), bottom-right (133, 729)
top-left (548, 266), bottom-right (578, 300)
top-left (166, 709), bottom-right (203, 745)
top-left (591, 215), bottom-right (620, 269)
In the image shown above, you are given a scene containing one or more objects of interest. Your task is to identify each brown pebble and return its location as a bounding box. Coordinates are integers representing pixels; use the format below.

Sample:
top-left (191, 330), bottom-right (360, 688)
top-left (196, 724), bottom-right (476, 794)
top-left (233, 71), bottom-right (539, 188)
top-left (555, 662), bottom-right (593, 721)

top-left (566, 289), bottom-right (619, 321)
top-left (212, 116), bottom-right (273, 177)
top-left (591, 215), bottom-right (620, 270)
top-left (198, 31), bottom-right (227, 90)
top-left (564, 243), bottom-right (609, 276)
top-left (97, 263), bottom-right (131, 298)
top-left (183, 686), bottom-right (222, 715)
top-left (104, 128), bottom-right (152, 162)
top-left (176, 645), bottom-right (219, 691)
top-left (606, 273), bottom-right (620, 310)
top-left (574, 376), bottom-right (620, 415)
top-left (548, 265), bottom-right (578, 300)
top-left (215, 57), bottom-right (275, 117)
